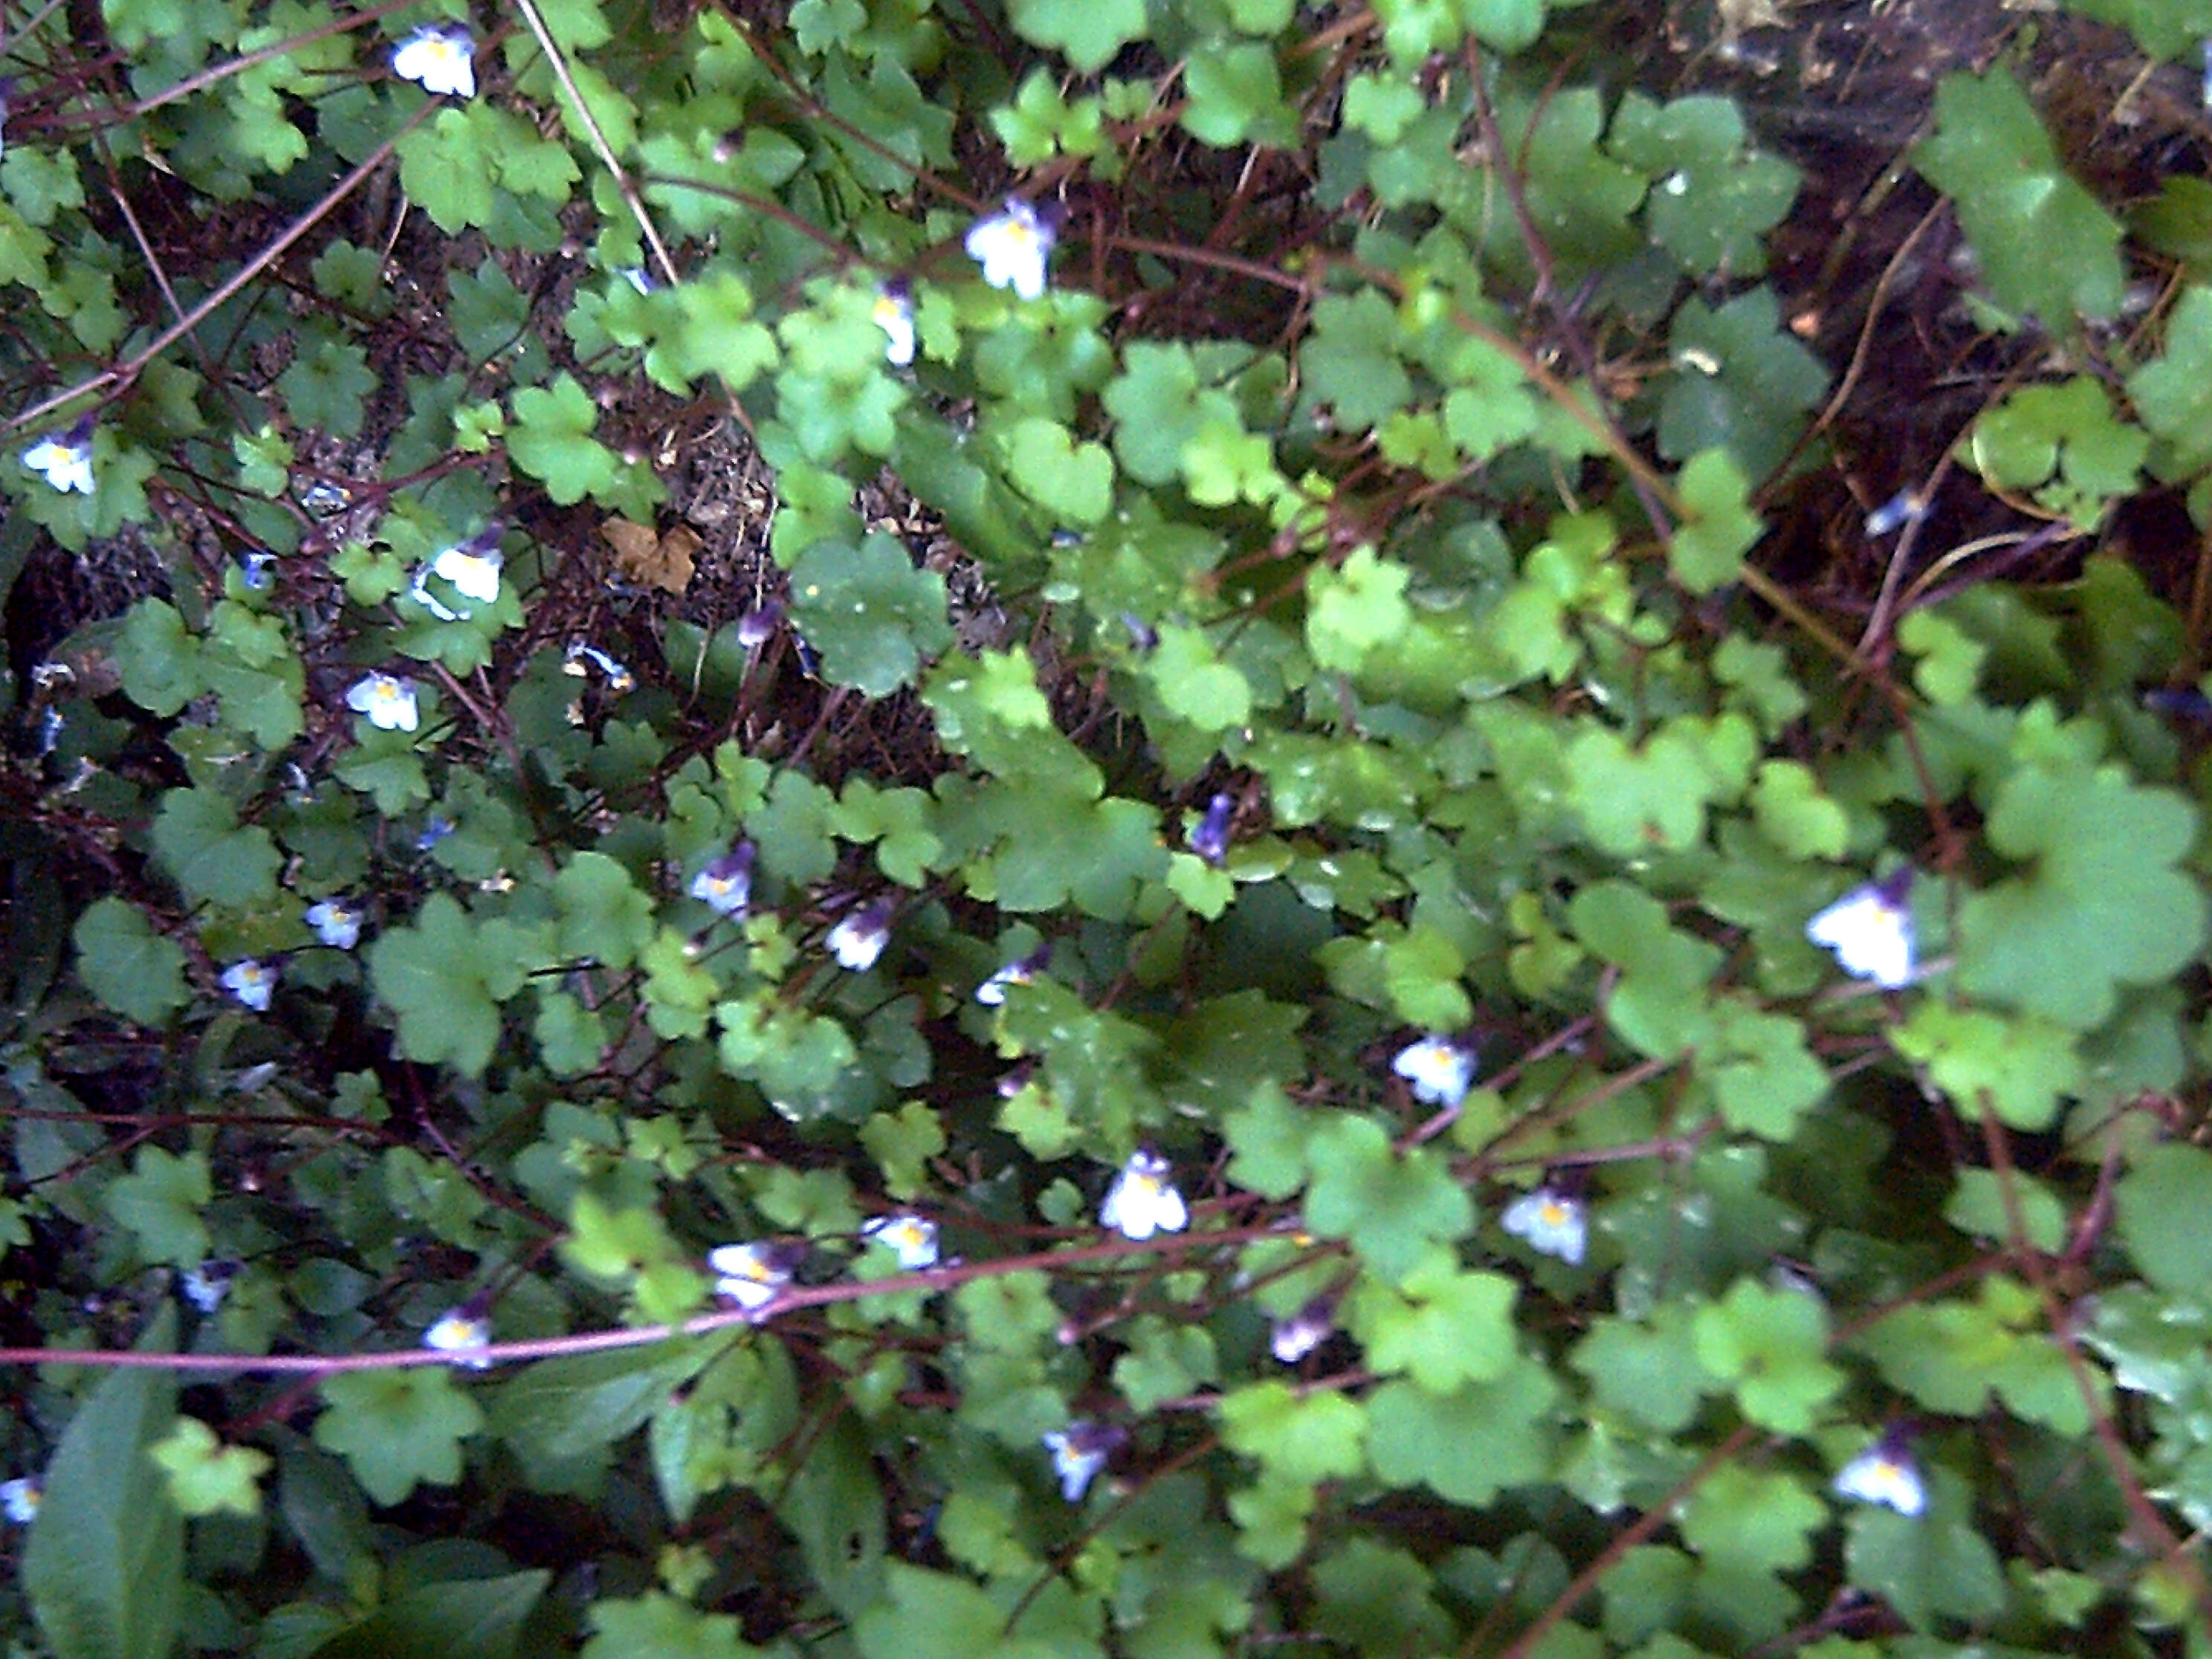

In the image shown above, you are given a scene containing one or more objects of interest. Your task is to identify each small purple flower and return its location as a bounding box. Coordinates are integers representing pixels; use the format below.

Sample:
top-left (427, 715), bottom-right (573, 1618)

top-left (827, 896), bottom-right (896, 971)
top-left (976, 942), bottom-right (1050, 1006)
top-left (1270, 1296), bottom-right (1336, 1364)
top-left (22, 417), bottom-right (94, 495)
top-left (1187, 792), bottom-right (1235, 866)
top-left (346, 671), bottom-right (419, 732)
top-left (1041, 1420), bottom-right (1125, 1501)
top-left (564, 639), bottom-right (635, 692)
top-left (737, 601), bottom-right (783, 648)
top-left (1806, 867), bottom-right (1915, 989)
top-left (1101, 1148), bottom-right (1187, 1241)
top-left (0, 1477), bottom-right (39, 1525)
top-left (1834, 1424), bottom-right (1926, 1516)
top-left (236, 549), bottom-right (277, 590)
top-left (415, 814), bottom-right (456, 852)
top-left (690, 842), bottom-right (755, 918)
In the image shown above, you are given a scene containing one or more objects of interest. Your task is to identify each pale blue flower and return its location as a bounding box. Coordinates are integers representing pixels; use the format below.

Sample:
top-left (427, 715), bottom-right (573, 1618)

top-left (179, 1260), bottom-right (237, 1313)
top-left (874, 279), bottom-right (916, 365)
top-left (0, 1477), bottom-right (39, 1525)
top-left (1501, 1185), bottom-right (1588, 1265)
top-left (221, 960), bottom-right (276, 1012)
top-left (305, 897), bottom-right (363, 950)
top-left (1041, 1420), bottom-right (1123, 1501)
top-left (976, 943), bottom-right (1049, 1006)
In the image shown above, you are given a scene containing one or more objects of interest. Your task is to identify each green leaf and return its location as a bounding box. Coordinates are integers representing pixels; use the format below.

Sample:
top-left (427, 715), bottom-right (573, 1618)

top-left (1842, 1473), bottom-right (2005, 1631)
top-left (1146, 623), bottom-right (1252, 732)
top-left (1679, 1463), bottom-right (1822, 1574)
top-left (1307, 547), bottom-right (1412, 673)
top-left (1300, 291), bottom-right (1411, 430)
top-left (313, 1368), bottom-right (486, 1507)
top-left (1004, 0), bottom-right (1148, 73)
top-left (1911, 69), bottom-right (2124, 326)
top-left (1659, 288), bottom-right (1828, 483)
top-left (276, 335), bottom-right (376, 439)
top-left (508, 373), bottom-right (618, 506)
top-left (491, 1345), bottom-right (713, 1469)
top-left (2127, 283), bottom-right (2212, 479)
top-left (1217, 1381), bottom-right (1367, 1483)
top-left (73, 898), bottom-right (189, 1026)
top-left (148, 1417), bottom-right (272, 1518)
top-left (1954, 763), bottom-right (2205, 1029)
top-left (1570, 1305), bottom-right (1713, 1435)
top-left (117, 599), bottom-right (201, 716)
top-left (103, 1145), bottom-right (213, 1267)
top-left (553, 852), bottom-right (656, 971)
top-left (1002, 417), bottom-right (1115, 525)
top-left (149, 786), bottom-right (282, 908)
top-left (1889, 1003), bottom-right (2082, 1130)
top-left (1669, 449), bottom-right (1762, 593)
top-left (1609, 93), bottom-right (1798, 277)
top-left (319, 1572), bottom-right (552, 1659)
top-left (1182, 42), bottom-right (1296, 148)
top-left (1690, 1279), bottom-right (1844, 1434)
top-left (582, 1592), bottom-right (762, 1659)
top-left (1851, 1278), bottom-right (2088, 1435)
top-left (1364, 1357), bottom-right (1558, 1505)
top-left (788, 533), bottom-right (954, 696)
top-left (1301, 1114), bottom-right (1473, 1281)
top-left (1352, 1256), bottom-right (1518, 1393)
top-left (22, 1328), bottom-right (182, 1659)
top-left (2115, 1142), bottom-right (2212, 1300)
top-left (368, 893), bottom-right (534, 1078)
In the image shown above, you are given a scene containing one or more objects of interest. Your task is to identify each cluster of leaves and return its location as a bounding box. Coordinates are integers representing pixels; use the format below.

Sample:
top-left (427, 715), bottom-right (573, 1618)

top-left (4, 0), bottom-right (2212, 1656)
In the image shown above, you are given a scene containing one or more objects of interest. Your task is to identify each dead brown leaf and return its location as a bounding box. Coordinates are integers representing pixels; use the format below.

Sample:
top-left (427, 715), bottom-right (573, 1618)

top-left (602, 517), bottom-right (700, 594)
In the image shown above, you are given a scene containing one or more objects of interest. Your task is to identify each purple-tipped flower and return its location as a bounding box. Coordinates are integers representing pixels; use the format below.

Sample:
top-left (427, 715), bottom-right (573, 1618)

top-left (392, 24), bottom-right (476, 97)
top-left (346, 671), bottom-right (419, 733)
top-left (976, 942), bottom-right (1050, 1006)
top-left (237, 549), bottom-right (277, 590)
top-left (1270, 1295), bottom-right (1337, 1364)
top-left (416, 814), bottom-right (455, 852)
top-left (737, 601), bottom-right (783, 648)
top-left (1501, 1183), bottom-right (1588, 1265)
top-left (22, 418), bottom-right (94, 495)
top-left (860, 1213), bottom-right (939, 1270)
top-left (1041, 1420), bottom-right (1125, 1501)
top-left (424, 1301), bottom-right (494, 1368)
top-left (1187, 792), bottom-right (1235, 866)
top-left (873, 278), bottom-right (916, 366)
top-left (564, 639), bottom-right (635, 693)
top-left (690, 842), bottom-right (756, 918)
top-left (432, 523), bottom-right (503, 605)
top-left (1101, 1148), bottom-right (1188, 1241)
top-left (221, 960), bottom-right (277, 1012)
top-left (1392, 1034), bottom-right (1477, 1107)
top-left (965, 199), bottom-right (1056, 300)
top-left (1834, 1425), bottom-right (1926, 1516)
top-left (305, 896), bottom-right (364, 950)
top-left (827, 897), bottom-right (895, 971)
top-left (1806, 868), bottom-right (1915, 989)
top-left (708, 1241), bottom-right (801, 1313)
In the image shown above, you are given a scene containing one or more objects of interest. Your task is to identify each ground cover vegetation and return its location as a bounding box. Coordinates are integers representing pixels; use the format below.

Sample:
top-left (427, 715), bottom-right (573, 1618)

top-left (4, 0), bottom-right (2212, 1654)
